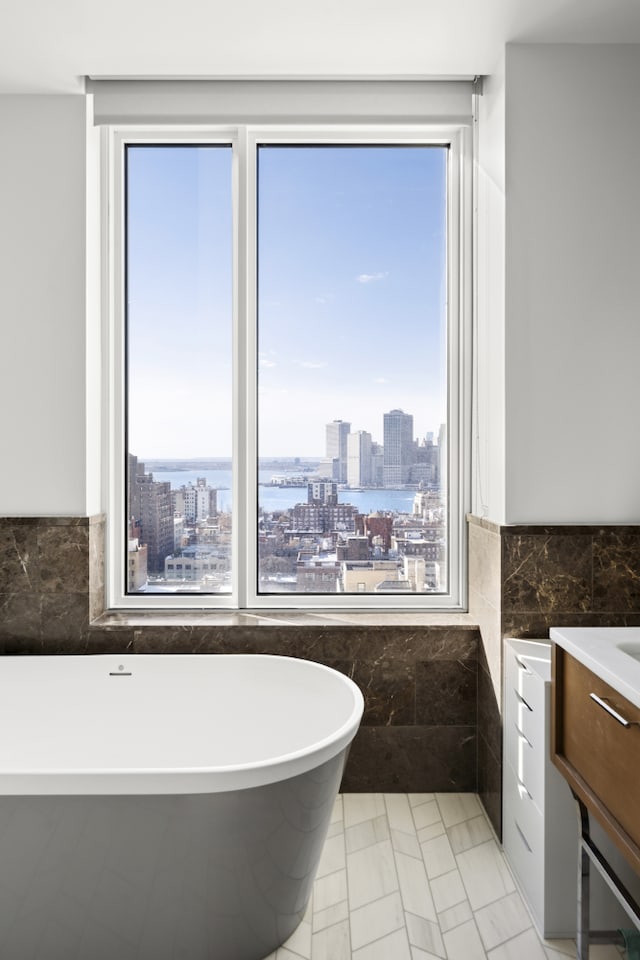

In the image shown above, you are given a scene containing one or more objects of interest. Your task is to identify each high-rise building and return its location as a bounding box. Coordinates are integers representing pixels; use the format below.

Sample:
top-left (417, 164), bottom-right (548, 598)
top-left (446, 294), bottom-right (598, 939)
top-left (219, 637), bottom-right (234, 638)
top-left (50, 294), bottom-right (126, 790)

top-left (127, 519), bottom-right (148, 591)
top-left (411, 435), bottom-right (439, 485)
top-left (291, 502), bottom-right (357, 534)
top-left (347, 430), bottom-right (373, 487)
top-left (308, 480), bottom-right (338, 505)
top-left (128, 455), bottom-right (174, 574)
top-left (438, 422), bottom-right (447, 494)
top-left (383, 409), bottom-right (415, 486)
top-left (173, 477), bottom-right (217, 523)
top-left (325, 420), bottom-right (351, 483)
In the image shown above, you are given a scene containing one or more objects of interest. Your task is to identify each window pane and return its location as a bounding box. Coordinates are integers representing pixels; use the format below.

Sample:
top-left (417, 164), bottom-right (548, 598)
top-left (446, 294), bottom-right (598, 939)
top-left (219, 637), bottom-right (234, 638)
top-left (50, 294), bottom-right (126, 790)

top-left (257, 145), bottom-right (448, 597)
top-left (125, 145), bottom-right (233, 595)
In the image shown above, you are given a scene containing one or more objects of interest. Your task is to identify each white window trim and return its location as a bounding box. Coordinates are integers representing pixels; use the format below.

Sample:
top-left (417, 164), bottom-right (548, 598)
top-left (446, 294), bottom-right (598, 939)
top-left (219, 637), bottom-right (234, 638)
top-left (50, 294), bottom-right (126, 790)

top-left (103, 121), bottom-right (473, 612)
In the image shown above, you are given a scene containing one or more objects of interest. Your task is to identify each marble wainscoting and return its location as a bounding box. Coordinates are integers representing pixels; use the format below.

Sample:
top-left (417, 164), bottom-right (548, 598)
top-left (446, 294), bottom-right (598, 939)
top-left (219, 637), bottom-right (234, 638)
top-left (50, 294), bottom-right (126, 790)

top-left (0, 516), bottom-right (106, 650)
top-left (127, 620), bottom-right (480, 792)
top-left (0, 515), bottom-right (481, 795)
top-left (468, 515), bottom-right (640, 837)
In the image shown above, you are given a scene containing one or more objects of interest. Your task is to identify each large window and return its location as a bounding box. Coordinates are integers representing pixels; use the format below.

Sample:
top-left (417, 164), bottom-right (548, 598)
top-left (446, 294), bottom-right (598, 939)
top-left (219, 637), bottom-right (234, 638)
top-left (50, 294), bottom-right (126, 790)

top-left (106, 120), bottom-right (471, 610)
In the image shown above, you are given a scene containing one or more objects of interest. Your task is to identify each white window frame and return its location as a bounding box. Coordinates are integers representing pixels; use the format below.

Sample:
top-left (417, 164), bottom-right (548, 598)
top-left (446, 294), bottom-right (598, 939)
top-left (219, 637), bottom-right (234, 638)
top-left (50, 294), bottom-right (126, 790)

top-left (104, 121), bottom-right (472, 612)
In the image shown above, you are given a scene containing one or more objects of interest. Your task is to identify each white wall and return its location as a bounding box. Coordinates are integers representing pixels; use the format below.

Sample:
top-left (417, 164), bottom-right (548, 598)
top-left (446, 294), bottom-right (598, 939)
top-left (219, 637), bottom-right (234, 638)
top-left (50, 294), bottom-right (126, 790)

top-left (475, 56), bottom-right (506, 524)
top-left (0, 95), bottom-right (91, 515)
top-left (504, 44), bottom-right (640, 523)
top-left (3, 50), bottom-right (640, 524)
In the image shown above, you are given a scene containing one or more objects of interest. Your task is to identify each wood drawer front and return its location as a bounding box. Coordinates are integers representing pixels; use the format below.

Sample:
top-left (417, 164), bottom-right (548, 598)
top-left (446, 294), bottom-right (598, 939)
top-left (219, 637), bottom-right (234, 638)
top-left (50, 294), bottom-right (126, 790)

top-left (560, 653), bottom-right (640, 850)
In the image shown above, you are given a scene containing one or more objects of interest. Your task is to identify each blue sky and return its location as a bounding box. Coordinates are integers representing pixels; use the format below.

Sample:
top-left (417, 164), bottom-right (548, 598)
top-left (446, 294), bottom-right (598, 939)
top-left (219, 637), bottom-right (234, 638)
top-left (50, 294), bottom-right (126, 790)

top-left (127, 143), bottom-right (447, 459)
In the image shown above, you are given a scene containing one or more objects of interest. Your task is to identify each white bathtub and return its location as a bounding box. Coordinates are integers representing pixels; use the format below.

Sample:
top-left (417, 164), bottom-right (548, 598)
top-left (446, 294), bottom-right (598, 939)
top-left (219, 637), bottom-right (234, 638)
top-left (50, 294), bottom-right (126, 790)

top-left (0, 654), bottom-right (364, 960)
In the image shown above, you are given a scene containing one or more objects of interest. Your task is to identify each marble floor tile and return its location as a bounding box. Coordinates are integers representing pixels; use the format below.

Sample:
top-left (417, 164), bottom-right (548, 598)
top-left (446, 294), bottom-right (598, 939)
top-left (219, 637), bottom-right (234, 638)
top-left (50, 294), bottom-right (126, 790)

top-left (312, 867), bottom-right (347, 913)
top-left (385, 793), bottom-right (418, 835)
top-left (442, 917), bottom-right (487, 959)
top-left (436, 792), bottom-right (483, 828)
top-left (541, 940), bottom-right (575, 957)
top-left (421, 831), bottom-right (457, 879)
top-left (417, 819), bottom-right (447, 844)
top-left (343, 793), bottom-right (386, 828)
top-left (312, 898), bottom-right (349, 933)
top-left (310, 918), bottom-right (351, 960)
top-left (345, 814), bottom-right (390, 854)
top-left (447, 813), bottom-right (494, 854)
top-left (430, 867), bottom-right (468, 914)
top-left (331, 794), bottom-right (344, 823)
top-left (280, 913), bottom-right (313, 959)
top-left (315, 831), bottom-right (346, 878)
top-left (437, 898), bottom-right (474, 933)
top-left (411, 798), bottom-right (442, 832)
top-left (268, 793), bottom-right (617, 960)
top-left (391, 826), bottom-right (423, 859)
top-left (474, 891), bottom-right (533, 951)
top-left (352, 927), bottom-right (412, 960)
top-left (408, 793), bottom-right (437, 807)
top-left (587, 947), bottom-right (626, 959)
top-left (395, 849), bottom-right (437, 921)
top-left (346, 838), bottom-right (398, 910)
top-left (349, 890), bottom-right (404, 950)
top-left (456, 838), bottom-right (515, 911)
top-left (405, 911), bottom-right (446, 957)
top-left (487, 927), bottom-right (548, 960)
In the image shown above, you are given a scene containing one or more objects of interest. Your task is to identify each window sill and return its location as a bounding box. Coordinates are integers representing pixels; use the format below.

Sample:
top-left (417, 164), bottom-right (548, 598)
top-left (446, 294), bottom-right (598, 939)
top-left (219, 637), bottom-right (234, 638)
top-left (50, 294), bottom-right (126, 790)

top-left (91, 609), bottom-right (478, 630)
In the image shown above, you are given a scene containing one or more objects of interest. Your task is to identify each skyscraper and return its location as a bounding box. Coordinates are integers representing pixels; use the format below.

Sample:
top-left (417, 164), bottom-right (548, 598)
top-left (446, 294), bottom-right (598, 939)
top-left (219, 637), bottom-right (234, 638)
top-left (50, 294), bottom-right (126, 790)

top-left (383, 409), bottom-right (414, 486)
top-left (325, 420), bottom-right (351, 483)
top-left (347, 430), bottom-right (373, 487)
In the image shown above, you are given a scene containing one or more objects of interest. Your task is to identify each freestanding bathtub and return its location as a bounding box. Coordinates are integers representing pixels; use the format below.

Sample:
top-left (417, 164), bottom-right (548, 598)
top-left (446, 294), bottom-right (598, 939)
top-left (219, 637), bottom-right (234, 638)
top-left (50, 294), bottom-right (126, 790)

top-left (0, 654), bottom-right (363, 960)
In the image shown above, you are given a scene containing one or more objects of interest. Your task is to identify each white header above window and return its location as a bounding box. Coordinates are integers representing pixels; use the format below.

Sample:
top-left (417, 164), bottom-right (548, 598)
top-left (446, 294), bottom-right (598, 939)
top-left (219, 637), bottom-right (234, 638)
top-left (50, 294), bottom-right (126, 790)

top-left (87, 79), bottom-right (476, 126)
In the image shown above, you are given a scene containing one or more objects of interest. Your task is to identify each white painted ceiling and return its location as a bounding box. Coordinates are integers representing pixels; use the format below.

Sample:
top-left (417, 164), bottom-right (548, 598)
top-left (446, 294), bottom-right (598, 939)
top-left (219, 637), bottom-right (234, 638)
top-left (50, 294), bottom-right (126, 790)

top-left (2, 0), bottom-right (640, 94)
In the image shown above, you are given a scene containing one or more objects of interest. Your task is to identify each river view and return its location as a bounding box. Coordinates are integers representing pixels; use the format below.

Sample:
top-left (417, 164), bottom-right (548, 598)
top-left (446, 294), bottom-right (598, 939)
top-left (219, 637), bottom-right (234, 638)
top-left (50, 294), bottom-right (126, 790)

top-left (150, 468), bottom-right (419, 515)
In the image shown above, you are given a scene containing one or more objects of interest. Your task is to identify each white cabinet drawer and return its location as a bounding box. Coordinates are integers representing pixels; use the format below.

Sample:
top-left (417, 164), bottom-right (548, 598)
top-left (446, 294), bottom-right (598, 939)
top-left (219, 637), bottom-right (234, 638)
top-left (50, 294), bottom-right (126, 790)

top-left (503, 761), bottom-right (544, 926)
top-left (504, 718), bottom-right (545, 807)
top-left (507, 686), bottom-right (543, 752)
top-left (503, 760), bottom-right (543, 856)
top-left (505, 648), bottom-right (546, 720)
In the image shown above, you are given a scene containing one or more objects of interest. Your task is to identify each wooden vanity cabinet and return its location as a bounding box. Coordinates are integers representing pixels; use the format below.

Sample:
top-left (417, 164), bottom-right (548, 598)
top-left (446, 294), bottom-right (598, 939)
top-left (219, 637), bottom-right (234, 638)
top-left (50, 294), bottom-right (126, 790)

top-left (551, 645), bottom-right (640, 876)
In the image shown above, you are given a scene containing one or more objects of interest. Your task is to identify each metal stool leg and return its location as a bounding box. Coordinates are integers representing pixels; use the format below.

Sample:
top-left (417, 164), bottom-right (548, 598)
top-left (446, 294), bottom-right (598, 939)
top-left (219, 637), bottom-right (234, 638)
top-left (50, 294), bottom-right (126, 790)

top-left (573, 793), bottom-right (640, 958)
top-left (577, 799), bottom-right (590, 960)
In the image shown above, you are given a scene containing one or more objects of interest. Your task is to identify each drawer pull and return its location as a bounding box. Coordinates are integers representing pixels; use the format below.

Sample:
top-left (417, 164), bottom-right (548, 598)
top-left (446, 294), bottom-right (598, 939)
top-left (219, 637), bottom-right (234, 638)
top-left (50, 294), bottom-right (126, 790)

top-left (589, 692), bottom-right (639, 728)
top-left (516, 778), bottom-right (532, 800)
top-left (515, 656), bottom-right (532, 674)
top-left (515, 821), bottom-right (533, 852)
top-left (517, 729), bottom-right (532, 748)
top-left (514, 690), bottom-right (533, 712)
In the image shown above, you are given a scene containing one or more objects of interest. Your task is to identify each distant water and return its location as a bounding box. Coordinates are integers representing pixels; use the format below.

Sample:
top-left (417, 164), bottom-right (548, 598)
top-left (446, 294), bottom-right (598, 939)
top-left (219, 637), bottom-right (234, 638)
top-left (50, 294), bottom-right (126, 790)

top-left (148, 468), bottom-right (419, 515)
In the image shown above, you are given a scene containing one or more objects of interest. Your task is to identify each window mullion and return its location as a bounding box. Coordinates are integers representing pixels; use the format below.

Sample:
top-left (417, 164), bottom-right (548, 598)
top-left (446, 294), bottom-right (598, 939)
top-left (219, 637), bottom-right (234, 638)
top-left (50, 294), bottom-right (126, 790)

top-left (234, 127), bottom-right (257, 609)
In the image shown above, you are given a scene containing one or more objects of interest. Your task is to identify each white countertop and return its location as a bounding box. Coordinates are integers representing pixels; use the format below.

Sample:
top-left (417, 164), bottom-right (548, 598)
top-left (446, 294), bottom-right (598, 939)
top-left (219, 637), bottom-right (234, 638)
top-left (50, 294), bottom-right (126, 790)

top-left (550, 626), bottom-right (640, 710)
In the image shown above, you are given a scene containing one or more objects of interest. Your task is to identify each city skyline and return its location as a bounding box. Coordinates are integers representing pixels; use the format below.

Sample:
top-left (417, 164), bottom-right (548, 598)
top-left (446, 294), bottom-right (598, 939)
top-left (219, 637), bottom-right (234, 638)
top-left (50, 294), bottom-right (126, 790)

top-left (136, 407), bottom-right (444, 467)
top-left (127, 143), bottom-right (447, 458)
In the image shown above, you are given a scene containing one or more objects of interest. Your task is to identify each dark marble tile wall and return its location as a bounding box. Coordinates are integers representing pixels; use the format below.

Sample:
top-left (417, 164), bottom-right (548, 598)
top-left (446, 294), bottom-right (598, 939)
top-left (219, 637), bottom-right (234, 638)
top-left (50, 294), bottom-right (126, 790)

top-left (501, 525), bottom-right (640, 636)
top-left (468, 517), bottom-right (502, 834)
top-left (0, 516), bottom-right (480, 794)
top-left (131, 625), bottom-right (480, 792)
top-left (0, 517), bottom-right (108, 651)
top-left (467, 515), bottom-right (640, 838)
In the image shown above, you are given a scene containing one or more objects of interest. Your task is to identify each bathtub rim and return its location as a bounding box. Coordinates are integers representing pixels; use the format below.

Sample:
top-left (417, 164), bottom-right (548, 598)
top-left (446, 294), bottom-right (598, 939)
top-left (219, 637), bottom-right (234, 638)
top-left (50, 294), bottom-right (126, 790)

top-left (0, 653), bottom-right (364, 796)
